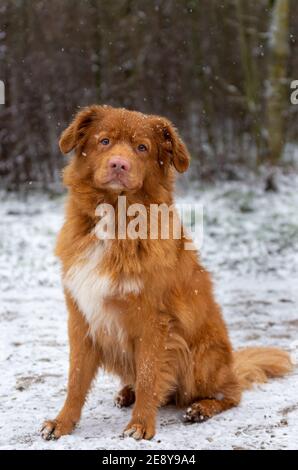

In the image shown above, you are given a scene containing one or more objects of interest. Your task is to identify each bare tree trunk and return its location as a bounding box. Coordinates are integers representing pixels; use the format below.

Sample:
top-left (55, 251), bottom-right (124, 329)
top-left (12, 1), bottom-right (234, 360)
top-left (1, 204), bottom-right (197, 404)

top-left (267, 0), bottom-right (290, 164)
top-left (91, 0), bottom-right (102, 102)
top-left (235, 0), bottom-right (263, 164)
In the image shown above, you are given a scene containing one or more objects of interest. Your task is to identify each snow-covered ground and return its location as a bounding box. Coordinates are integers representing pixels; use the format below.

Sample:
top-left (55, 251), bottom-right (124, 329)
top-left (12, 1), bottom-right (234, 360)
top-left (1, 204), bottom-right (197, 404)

top-left (0, 171), bottom-right (297, 450)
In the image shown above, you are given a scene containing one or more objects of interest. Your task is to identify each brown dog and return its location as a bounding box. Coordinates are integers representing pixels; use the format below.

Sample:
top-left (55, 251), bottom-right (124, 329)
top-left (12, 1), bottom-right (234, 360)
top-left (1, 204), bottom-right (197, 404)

top-left (41, 105), bottom-right (292, 441)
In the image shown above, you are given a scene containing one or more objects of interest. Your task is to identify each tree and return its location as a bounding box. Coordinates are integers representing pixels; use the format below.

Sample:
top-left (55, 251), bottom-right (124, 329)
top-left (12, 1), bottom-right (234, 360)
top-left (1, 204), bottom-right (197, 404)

top-left (266, 0), bottom-right (290, 164)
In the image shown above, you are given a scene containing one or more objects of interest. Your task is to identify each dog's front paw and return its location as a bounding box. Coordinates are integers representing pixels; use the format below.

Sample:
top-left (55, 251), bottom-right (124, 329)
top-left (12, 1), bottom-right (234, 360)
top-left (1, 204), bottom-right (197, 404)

top-left (40, 418), bottom-right (75, 440)
top-left (123, 419), bottom-right (155, 440)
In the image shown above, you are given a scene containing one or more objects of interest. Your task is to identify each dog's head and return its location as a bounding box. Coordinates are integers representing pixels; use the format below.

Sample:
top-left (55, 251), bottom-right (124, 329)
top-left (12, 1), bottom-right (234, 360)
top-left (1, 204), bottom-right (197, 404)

top-left (60, 105), bottom-right (190, 197)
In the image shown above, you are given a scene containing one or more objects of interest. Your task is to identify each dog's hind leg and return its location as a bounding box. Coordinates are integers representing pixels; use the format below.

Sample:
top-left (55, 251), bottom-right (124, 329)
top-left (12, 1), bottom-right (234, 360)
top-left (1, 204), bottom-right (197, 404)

top-left (184, 391), bottom-right (240, 423)
top-left (114, 385), bottom-right (135, 408)
top-left (184, 338), bottom-right (242, 423)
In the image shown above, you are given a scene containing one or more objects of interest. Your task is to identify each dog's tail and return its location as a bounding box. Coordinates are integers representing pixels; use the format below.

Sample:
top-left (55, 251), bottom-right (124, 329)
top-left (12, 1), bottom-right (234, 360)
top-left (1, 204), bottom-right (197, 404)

top-left (233, 347), bottom-right (293, 391)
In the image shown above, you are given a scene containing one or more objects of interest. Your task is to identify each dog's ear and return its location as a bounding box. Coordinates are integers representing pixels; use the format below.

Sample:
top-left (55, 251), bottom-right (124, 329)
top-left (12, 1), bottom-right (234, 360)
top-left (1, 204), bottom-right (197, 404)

top-left (151, 117), bottom-right (190, 173)
top-left (59, 105), bottom-right (106, 154)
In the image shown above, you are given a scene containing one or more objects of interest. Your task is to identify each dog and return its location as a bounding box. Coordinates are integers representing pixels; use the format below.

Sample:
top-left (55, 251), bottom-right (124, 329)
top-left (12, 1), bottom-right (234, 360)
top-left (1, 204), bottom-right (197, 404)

top-left (41, 105), bottom-right (292, 441)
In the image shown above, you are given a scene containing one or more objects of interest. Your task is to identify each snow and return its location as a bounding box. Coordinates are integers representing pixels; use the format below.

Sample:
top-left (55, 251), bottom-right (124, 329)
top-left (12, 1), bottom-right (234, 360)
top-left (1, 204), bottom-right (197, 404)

top-left (0, 171), bottom-right (297, 450)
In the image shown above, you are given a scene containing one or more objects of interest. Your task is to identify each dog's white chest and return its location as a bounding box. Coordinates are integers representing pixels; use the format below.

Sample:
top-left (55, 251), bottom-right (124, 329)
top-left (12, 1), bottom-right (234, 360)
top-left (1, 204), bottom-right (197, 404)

top-left (64, 243), bottom-right (113, 339)
top-left (64, 242), bottom-right (142, 340)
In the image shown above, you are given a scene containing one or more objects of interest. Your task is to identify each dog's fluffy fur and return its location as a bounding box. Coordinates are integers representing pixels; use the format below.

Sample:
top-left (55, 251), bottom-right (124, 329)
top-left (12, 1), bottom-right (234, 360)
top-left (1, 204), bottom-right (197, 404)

top-left (41, 105), bottom-right (292, 441)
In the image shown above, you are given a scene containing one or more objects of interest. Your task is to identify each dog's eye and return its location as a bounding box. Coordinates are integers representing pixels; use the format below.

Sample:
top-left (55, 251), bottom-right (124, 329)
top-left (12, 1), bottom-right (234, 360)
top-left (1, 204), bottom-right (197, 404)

top-left (100, 138), bottom-right (110, 146)
top-left (138, 144), bottom-right (147, 152)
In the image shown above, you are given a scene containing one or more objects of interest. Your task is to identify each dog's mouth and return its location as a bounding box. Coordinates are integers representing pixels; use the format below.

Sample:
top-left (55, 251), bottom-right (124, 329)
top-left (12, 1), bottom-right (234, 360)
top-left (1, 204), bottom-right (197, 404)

top-left (105, 176), bottom-right (128, 189)
top-left (97, 175), bottom-right (141, 193)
